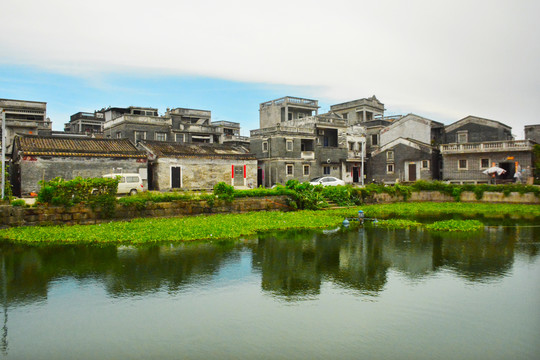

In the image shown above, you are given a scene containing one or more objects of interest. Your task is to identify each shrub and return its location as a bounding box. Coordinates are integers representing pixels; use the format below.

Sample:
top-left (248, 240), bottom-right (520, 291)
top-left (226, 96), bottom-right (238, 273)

top-left (213, 182), bottom-right (235, 202)
top-left (37, 177), bottom-right (119, 217)
top-left (10, 199), bottom-right (27, 207)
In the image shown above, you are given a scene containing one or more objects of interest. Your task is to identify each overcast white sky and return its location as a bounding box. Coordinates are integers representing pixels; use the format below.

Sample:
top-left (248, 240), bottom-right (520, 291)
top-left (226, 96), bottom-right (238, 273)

top-left (1, 0), bottom-right (539, 137)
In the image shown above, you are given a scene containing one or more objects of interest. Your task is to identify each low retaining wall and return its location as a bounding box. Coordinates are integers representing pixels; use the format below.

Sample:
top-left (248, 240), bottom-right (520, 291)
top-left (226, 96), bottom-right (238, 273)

top-left (0, 191), bottom-right (538, 228)
top-left (370, 191), bottom-right (540, 204)
top-left (0, 196), bottom-right (292, 228)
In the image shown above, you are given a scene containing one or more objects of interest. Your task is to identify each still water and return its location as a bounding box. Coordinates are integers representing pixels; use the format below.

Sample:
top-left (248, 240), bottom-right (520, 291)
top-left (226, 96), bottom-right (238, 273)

top-left (1, 225), bottom-right (539, 360)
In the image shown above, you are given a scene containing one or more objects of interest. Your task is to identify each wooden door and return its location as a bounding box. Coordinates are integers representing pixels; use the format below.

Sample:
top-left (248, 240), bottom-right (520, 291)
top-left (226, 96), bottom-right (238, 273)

top-left (408, 163), bottom-right (417, 182)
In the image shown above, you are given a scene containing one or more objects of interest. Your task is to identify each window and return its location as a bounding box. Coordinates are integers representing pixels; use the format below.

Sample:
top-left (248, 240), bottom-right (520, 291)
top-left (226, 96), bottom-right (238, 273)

top-left (371, 134), bottom-right (379, 146)
top-left (480, 158), bottom-right (490, 169)
top-left (155, 132), bottom-right (167, 141)
top-left (387, 150), bottom-right (394, 161)
top-left (175, 133), bottom-right (184, 142)
top-left (303, 165), bottom-right (310, 176)
top-left (422, 160), bottom-right (430, 169)
top-left (457, 131), bottom-right (468, 143)
top-left (286, 140), bottom-right (293, 151)
top-left (134, 131), bottom-right (146, 141)
top-left (262, 141), bottom-right (268, 152)
top-left (116, 132), bottom-right (122, 139)
top-left (342, 113), bottom-right (348, 120)
top-left (387, 164), bottom-right (394, 174)
top-left (288, 113), bottom-right (293, 121)
top-left (286, 164), bottom-right (294, 176)
top-left (349, 142), bottom-right (355, 151)
top-left (298, 113), bottom-right (305, 119)
top-left (323, 166), bottom-right (331, 175)
top-left (458, 159), bottom-right (467, 170)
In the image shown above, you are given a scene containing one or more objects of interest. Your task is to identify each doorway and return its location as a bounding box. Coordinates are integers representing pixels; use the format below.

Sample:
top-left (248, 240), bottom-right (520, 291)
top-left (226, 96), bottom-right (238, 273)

top-left (408, 163), bottom-right (417, 182)
top-left (352, 166), bottom-right (360, 183)
top-left (233, 165), bottom-right (244, 186)
top-left (171, 166), bottom-right (182, 189)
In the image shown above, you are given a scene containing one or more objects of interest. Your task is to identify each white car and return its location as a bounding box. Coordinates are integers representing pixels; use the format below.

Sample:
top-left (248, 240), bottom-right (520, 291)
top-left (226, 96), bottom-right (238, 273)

top-left (103, 173), bottom-right (144, 195)
top-left (309, 176), bottom-right (345, 186)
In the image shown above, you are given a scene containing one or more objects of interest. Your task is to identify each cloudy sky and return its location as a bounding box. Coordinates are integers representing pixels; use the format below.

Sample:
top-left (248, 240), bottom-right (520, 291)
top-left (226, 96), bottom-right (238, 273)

top-left (1, 0), bottom-right (538, 137)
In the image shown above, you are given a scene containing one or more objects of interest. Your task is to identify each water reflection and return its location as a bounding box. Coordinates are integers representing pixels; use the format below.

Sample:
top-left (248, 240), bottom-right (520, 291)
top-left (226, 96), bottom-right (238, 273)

top-left (0, 225), bottom-right (537, 305)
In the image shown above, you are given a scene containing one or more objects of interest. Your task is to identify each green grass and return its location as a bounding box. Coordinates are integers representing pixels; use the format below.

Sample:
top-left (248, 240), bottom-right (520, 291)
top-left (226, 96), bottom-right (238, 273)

top-left (1, 202), bottom-right (538, 245)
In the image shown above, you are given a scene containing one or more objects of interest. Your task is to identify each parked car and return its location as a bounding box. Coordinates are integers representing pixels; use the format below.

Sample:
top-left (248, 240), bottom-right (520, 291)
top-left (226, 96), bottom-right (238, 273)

top-left (103, 173), bottom-right (144, 195)
top-left (309, 176), bottom-right (345, 186)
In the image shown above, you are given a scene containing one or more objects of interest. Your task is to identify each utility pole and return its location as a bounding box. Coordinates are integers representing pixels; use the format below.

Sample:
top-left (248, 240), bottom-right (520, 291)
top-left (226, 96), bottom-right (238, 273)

top-left (1, 108), bottom-right (6, 200)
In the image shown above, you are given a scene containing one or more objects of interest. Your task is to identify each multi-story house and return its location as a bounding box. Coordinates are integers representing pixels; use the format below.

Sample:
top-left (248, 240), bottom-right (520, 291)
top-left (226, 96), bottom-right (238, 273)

top-left (64, 111), bottom-right (105, 135)
top-left (103, 105), bottom-right (248, 146)
top-left (524, 124), bottom-right (540, 144)
top-left (251, 96), bottom-right (365, 187)
top-left (440, 116), bottom-right (534, 184)
top-left (368, 114), bottom-right (444, 183)
top-left (0, 98), bottom-right (52, 154)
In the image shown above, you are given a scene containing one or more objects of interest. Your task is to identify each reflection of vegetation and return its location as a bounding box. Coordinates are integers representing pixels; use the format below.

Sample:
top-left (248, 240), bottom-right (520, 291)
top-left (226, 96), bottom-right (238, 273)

top-left (0, 225), bottom-right (536, 306)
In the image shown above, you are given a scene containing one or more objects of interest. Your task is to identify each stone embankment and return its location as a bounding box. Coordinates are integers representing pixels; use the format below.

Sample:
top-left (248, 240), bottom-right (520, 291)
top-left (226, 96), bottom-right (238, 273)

top-left (0, 191), bottom-right (538, 228)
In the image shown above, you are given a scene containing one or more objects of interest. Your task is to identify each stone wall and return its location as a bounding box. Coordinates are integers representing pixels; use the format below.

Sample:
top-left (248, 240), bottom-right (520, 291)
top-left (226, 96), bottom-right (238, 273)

top-left (1, 191), bottom-right (538, 229)
top-left (0, 196), bottom-right (292, 228)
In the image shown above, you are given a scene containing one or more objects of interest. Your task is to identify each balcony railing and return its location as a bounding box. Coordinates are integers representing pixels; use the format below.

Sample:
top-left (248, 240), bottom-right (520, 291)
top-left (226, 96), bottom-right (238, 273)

top-left (250, 126), bottom-right (315, 137)
top-left (440, 140), bottom-right (534, 154)
top-left (301, 151), bottom-right (315, 160)
top-left (260, 96), bottom-right (318, 108)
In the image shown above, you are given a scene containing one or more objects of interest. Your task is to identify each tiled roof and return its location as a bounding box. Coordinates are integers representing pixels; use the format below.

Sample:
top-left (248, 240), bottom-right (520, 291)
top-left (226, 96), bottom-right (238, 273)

top-left (141, 141), bottom-right (255, 159)
top-left (16, 135), bottom-right (146, 158)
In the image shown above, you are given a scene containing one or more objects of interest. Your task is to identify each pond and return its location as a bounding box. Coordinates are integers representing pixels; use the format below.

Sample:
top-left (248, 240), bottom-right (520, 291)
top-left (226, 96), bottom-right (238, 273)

top-left (0, 225), bottom-right (539, 360)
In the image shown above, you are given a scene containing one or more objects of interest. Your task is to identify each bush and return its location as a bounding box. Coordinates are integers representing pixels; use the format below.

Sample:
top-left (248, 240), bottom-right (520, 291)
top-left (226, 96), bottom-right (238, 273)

top-left (10, 199), bottom-right (27, 207)
top-left (213, 182), bottom-right (235, 202)
top-left (37, 177), bottom-right (119, 217)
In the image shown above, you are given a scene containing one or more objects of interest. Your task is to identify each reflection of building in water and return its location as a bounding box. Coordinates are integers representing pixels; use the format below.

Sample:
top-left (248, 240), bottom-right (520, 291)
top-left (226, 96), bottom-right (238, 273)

top-left (252, 233), bottom-right (322, 300)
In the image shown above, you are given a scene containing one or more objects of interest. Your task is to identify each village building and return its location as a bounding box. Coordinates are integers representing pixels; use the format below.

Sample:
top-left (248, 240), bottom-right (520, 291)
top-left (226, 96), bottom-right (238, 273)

top-left (440, 116), bottom-right (534, 184)
top-left (102, 106), bottom-right (249, 146)
top-left (64, 111), bottom-right (105, 135)
top-left (370, 138), bottom-right (439, 183)
top-left (10, 135), bottom-right (147, 196)
top-left (524, 124), bottom-right (540, 144)
top-left (138, 141), bottom-right (256, 191)
top-left (0, 98), bottom-right (52, 154)
top-left (252, 96), bottom-right (356, 187)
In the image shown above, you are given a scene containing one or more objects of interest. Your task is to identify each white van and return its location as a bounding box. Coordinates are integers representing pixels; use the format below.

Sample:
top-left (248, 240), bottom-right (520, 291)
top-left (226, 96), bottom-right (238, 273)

top-left (103, 173), bottom-right (144, 195)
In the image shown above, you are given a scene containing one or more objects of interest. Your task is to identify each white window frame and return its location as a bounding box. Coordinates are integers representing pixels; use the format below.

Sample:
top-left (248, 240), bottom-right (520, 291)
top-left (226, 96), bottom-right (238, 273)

top-left (458, 159), bottom-right (468, 170)
top-left (480, 158), bottom-right (490, 169)
top-left (387, 150), bottom-right (394, 161)
top-left (286, 164), bottom-right (294, 176)
top-left (155, 132), bottom-right (167, 141)
top-left (387, 163), bottom-right (394, 174)
top-left (116, 132), bottom-right (122, 139)
top-left (422, 160), bottom-right (430, 170)
top-left (134, 131), bottom-right (147, 141)
top-left (457, 131), bottom-right (468, 144)
top-left (286, 139), bottom-right (293, 151)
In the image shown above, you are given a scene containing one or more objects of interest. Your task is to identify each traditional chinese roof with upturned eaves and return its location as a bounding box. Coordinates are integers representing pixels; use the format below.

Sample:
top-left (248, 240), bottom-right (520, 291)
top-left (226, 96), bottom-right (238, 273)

top-left (140, 141), bottom-right (255, 160)
top-left (15, 135), bottom-right (146, 158)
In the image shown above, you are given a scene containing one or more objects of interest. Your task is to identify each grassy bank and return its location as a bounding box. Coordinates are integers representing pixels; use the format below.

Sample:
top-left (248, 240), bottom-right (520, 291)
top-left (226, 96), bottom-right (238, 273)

top-left (1, 202), bottom-right (539, 245)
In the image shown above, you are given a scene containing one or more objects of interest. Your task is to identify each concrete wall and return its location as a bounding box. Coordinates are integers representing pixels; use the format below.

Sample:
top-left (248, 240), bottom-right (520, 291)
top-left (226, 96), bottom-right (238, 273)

top-left (153, 157), bottom-right (257, 191)
top-left (524, 125), bottom-right (540, 143)
top-left (18, 157), bottom-right (146, 195)
top-left (380, 116), bottom-right (433, 146)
